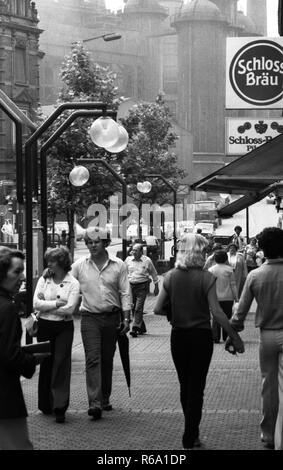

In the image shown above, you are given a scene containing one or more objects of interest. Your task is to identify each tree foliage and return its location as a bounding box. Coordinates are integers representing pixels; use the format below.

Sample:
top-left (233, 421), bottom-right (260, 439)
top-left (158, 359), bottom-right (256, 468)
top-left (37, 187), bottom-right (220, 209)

top-left (43, 43), bottom-right (186, 250)
top-left (42, 43), bottom-right (121, 250)
top-left (118, 95), bottom-right (186, 205)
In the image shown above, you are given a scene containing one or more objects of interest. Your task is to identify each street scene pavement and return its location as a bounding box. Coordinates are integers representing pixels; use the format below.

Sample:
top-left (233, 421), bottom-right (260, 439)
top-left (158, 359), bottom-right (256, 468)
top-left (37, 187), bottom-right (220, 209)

top-left (19, 200), bottom-right (279, 453)
top-left (22, 283), bottom-right (265, 452)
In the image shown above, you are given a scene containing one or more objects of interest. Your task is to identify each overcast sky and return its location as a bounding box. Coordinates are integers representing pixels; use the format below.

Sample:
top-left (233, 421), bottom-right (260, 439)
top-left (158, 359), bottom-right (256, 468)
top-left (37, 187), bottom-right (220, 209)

top-left (105, 0), bottom-right (279, 37)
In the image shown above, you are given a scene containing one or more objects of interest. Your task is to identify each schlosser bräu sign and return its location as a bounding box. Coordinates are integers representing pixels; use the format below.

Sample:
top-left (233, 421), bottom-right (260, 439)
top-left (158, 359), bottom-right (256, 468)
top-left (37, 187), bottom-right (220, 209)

top-left (226, 37), bottom-right (283, 109)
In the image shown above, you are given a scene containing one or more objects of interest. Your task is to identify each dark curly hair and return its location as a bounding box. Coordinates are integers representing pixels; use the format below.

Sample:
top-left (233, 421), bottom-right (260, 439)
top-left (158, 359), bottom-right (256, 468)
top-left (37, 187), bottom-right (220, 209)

top-left (257, 227), bottom-right (283, 259)
top-left (0, 248), bottom-right (25, 283)
top-left (44, 246), bottom-right (72, 273)
top-left (214, 250), bottom-right (228, 264)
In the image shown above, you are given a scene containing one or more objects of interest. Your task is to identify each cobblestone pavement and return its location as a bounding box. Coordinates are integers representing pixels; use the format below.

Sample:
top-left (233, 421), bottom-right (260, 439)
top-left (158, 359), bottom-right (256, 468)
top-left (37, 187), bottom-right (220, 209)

top-left (21, 288), bottom-right (269, 452)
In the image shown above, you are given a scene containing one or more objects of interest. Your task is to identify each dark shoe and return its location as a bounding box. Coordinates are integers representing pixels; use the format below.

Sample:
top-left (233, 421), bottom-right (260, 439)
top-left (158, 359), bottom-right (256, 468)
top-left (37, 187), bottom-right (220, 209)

top-left (103, 404), bottom-right (113, 411)
top-left (140, 322), bottom-right (147, 334)
top-left (130, 326), bottom-right (140, 337)
top-left (193, 438), bottom-right (201, 447)
top-left (88, 407), bottom-right (102, 420)
top-left (182, 435), bottom-right (201, 450)
top-left (40, 409), bottom-right (53, 415)
top-left (261, 439), bottom-right (274, 449)
top-left (55, 414), bottom-right (65, 423)
top-left (263, 441), bottom-right (275, 449)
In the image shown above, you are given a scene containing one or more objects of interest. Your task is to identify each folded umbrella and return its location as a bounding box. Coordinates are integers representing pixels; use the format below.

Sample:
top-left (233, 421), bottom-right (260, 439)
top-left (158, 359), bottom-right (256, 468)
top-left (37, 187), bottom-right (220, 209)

top-left (117, 327), bottom-right (131, 397)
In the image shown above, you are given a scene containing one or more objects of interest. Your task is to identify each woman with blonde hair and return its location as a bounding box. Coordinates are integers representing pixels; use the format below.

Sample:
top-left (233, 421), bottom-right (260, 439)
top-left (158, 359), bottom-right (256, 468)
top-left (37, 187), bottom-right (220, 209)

top-left (154, 233), bottom-right (244, 450)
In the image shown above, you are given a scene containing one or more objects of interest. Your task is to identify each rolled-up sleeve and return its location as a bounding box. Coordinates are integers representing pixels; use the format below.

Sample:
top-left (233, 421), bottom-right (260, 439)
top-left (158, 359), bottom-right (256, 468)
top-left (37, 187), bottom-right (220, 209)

top-left (119, 263), bottom-right (132, 311)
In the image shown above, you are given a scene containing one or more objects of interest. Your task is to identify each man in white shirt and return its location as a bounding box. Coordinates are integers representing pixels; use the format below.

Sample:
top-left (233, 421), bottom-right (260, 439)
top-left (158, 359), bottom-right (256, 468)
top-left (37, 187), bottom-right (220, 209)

top-left (72, 227), bottom-right (131, 420)
top-left (125, 243), bottom-right (159, 337)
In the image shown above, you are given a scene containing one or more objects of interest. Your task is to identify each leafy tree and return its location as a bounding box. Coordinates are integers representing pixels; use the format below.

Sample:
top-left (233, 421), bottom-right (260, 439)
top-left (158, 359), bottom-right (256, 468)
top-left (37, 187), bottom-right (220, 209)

top-left (118, 94), bottom-right (186, 204)
top-left (43, 44), bottom-right (186, 252)
top-left (116, 95), bottom-right (186, 238)
top-left (42, 42), bottom-right (121, 253)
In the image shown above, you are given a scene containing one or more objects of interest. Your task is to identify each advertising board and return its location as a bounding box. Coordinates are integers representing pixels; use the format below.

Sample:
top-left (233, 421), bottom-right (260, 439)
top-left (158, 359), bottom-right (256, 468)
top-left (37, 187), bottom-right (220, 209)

top-left (226, 118), bottom-right (283, 154)
top-left (226, 37), bottom-right (283, 109)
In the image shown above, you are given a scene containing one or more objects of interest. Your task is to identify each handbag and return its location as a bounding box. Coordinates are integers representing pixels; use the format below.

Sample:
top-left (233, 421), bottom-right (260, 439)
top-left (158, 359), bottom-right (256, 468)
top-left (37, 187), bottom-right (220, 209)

top-left (24, 312), bottom-right (39, 337)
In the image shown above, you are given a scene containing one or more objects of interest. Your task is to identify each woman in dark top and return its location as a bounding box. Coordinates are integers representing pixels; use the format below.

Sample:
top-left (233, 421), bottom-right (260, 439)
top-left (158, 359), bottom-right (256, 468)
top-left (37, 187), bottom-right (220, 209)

top-left (0, 248), bottom-right (45, 450)
top-left (154, 233), bottom-right (244, 450)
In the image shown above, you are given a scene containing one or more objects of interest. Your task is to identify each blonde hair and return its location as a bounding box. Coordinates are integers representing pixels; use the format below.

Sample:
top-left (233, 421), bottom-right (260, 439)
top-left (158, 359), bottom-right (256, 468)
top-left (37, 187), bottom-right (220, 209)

top-left (175, 233), bottom-right (208, 269)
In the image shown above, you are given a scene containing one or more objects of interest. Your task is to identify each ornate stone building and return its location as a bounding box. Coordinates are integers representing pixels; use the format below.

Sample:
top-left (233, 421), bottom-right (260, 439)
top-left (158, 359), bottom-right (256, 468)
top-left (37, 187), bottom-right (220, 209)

top-left (1, 0), bottom-right (270, 196)
top-left (34, 0), bottom-right (270, 194)
top-left (0, 0), bottom-right (43, 180)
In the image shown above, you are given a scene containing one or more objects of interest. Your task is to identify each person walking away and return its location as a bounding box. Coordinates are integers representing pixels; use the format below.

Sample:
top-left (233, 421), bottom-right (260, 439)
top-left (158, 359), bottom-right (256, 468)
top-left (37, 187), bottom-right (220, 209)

top-left (230, 227), bottom-right (283, 450)
top-left (154, 233), bottom-right (244, 450)
top-left (33, 246), bottom-right (80, 423)
top-left (203, 243), bottom-right (222, 270)
top-left (227, 243), bottom-right (247, 298)
top-left (228, 225), bottom-right (245, 252)
top-left (0, 249), bottom-right (47, 449)
top-left (71, 227), bottom-right (131, 420)
top-left (125, 243), bottom-right (159, 337)
top-left (208, 250), bottom-right (239, 343)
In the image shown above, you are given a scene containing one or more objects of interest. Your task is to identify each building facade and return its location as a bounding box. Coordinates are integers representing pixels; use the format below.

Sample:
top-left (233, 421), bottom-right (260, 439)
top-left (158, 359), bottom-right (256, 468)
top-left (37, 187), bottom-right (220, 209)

top-left (0, 0), bottom-right (42, 181)
top-left (1, 0), bottom-right (273, 200)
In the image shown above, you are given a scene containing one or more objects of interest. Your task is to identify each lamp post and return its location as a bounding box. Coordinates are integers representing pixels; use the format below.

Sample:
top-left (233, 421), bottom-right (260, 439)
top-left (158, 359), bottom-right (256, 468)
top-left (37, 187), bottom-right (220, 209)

top-left (24, 102), bottom-right (110, 321)
top-left (82, 33), bottom-right (122, 44)
top-left (136, 181), bottom-right (152, 240)
top-left (145, 174), bottom-right (178, 259)
top-left (40, 109), bottom-right (117, 254)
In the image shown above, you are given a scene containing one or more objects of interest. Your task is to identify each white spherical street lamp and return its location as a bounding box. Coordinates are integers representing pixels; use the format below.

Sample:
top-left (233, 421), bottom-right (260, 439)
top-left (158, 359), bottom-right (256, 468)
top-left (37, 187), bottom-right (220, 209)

top-left (137, 181), bottom-right (152, 194)
top-left (69, 165), bottom-right (90, 187)
top-left (104, 125), bottom-right (129, 153)
top-left (89, 116), bottom-right (120, 148)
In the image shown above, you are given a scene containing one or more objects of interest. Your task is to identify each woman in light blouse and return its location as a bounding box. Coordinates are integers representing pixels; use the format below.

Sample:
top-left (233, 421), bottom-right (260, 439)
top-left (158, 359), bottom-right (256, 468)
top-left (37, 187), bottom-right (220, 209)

top-left (33, 247), bottom-right (80, 423)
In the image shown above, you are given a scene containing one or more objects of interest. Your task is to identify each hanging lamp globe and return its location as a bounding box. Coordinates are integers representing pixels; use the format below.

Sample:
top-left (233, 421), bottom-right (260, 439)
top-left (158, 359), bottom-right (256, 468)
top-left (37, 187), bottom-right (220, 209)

top-left (69, 165), bottom-right (90, 187)
top-left (142, 181), bottom-right (152, 193)
top-left (104, 125), bottom-right (129, 153)
top-left (89, 117), bottom-right (120, 148)
top-left (137, 181), bottom-right (152, 193)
